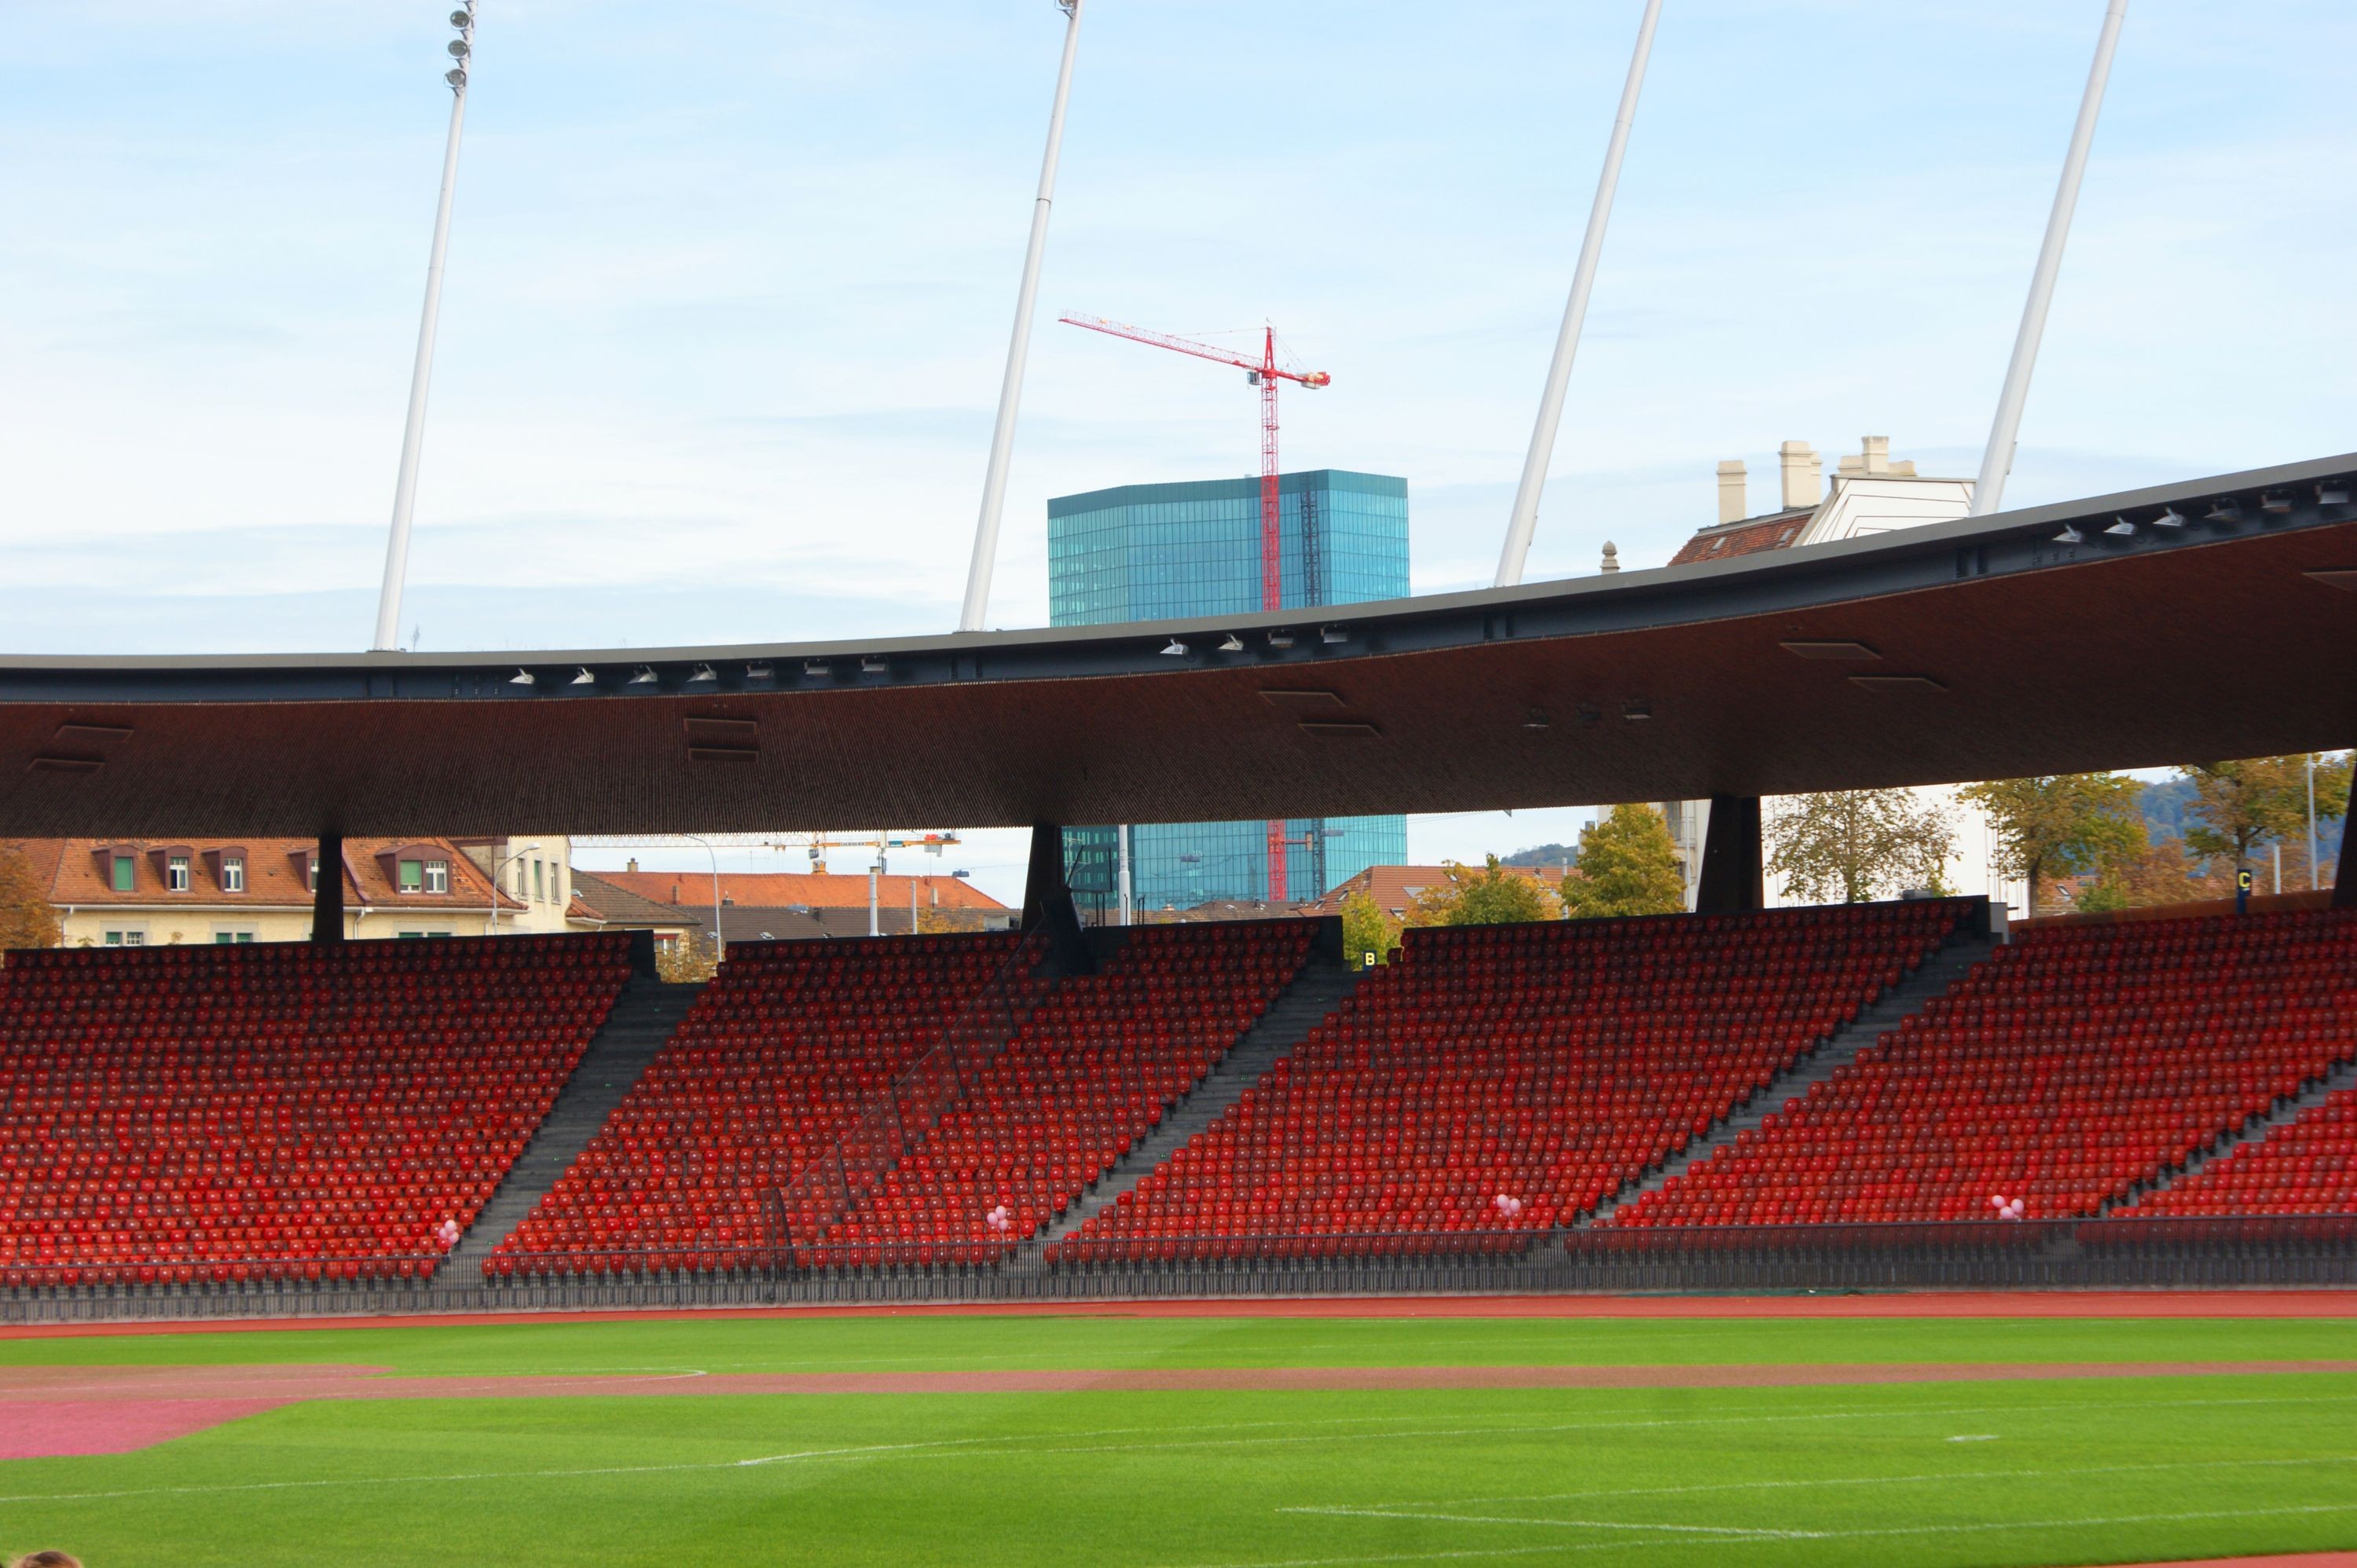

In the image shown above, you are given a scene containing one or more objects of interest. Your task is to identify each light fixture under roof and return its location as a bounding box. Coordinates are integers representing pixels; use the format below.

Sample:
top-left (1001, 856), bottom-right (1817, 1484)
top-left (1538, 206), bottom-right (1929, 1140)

top-left (1523, 708), bottom-right (1551, 729)
top-left (2261, 492), bottom-right (2293, 514)
top-left (569, 667), bottom-right (596, 686)
top-left (1160, 639), bottom-right (1188, 657)
top-left (2321, 482), bottom-right (2352, 506)
top-left (803, 659), bottom-right (830, 677)
top-left (687, 663), bottom-right (717, 683)
top-left (745, 661), bottom-right (774, 680)
top-left (2205, 500), bottom-right (2243, 524)
top-left (508, 669), bottom-right (536, 686)
top-left (1319, 625), bottom-right (1348, 645)
top-left (627, 665), bottom-right (658, 686)
top-left (1780, 640), bottom-right (1880, 661)
top-left (1621, 698), bottom-right (1652, 721)
top-left (2103, 518), bottom-right (2135, 537)
top-left (2052, 526), bottom-right (2084, 544)
top-left (860, 656), bottom-right (888, 674)
top-left (1217, 633), bottom-right (1245, 652)
top-left (2152, 507), bottom-right (2184, 528)
top-left (1266, 629), bottom-right (1296, 649)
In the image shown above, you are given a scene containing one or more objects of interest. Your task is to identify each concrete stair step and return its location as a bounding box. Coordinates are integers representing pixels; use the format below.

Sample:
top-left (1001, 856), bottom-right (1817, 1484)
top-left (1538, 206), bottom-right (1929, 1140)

top-left (2103, 1053), bottom-right (2357, 1213)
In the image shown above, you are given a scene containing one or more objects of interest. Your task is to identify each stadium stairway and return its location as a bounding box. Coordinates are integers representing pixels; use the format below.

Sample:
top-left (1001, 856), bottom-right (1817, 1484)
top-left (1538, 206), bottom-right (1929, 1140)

top-left (1021, 953), bottom-right (1365, 1257)
top-left (1577, 921), bottom-right (2000, 1227)
top-left (434, 976), bottom-right (705, 1289)
top-left (2104, 1052), bottom-right (2357, 1213)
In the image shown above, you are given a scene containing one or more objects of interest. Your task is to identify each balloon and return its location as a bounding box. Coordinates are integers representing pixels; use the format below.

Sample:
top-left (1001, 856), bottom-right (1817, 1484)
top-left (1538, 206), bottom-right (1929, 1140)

top-left (1990, 1194), bottom-right (2007, 1210)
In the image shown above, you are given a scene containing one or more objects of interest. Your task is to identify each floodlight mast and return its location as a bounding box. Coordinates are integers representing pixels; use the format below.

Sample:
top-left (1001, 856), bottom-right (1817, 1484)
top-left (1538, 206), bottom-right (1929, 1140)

top-left (1970, 0), bottom-right (2128, 517)
top-left (959, 0), bottom-right (1086, 633)
top-left (372, 3), bottom-right (479, 653)
top-left (1494, 0), bottom-right (1662, 588)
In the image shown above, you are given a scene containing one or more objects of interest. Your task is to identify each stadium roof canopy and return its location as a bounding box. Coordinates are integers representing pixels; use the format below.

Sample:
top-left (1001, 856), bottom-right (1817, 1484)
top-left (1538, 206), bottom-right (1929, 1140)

top-left (2, 453), bottom-right (2352, 839)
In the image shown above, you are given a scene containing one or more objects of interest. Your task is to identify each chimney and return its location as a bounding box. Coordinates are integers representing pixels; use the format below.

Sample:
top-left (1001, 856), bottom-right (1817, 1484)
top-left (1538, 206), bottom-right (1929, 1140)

top-left (1779, 441), bottom-right (1822, 511)
top-left (1715, 460), bottom-right (1747, 524)
top-left (625, 857), bottom-right (639, 874)
top-left (1598, 541), bottom-right (1619, 573)
top-left (1838, 436), bottom-right (1916, 480)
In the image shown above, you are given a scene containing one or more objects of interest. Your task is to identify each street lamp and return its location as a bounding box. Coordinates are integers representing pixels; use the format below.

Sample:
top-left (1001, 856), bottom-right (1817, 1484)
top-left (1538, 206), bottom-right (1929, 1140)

top-left (2308, 755), bottom-right (2321, 892)
top-left (677, 833), bottom-right (725, 962)
top-left (486, 841), bottom-right (541, 935)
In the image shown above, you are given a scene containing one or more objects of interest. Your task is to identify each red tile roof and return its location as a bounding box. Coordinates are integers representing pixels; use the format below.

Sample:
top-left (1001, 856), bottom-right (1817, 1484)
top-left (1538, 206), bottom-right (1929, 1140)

top-left (1666, 509), bottom-right (1813, 567)
top-left (15, 837), bottom-right (519, 910)
top-left (595, 870), bottom-right (1008, 913)
top-left (1296, 863), bottom-right (1565, 918)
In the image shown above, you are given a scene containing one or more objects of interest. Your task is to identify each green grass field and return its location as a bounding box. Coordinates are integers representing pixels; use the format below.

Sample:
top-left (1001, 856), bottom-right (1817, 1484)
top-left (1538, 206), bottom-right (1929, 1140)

top-left (5, 1311), bottom-right (2356, 1567)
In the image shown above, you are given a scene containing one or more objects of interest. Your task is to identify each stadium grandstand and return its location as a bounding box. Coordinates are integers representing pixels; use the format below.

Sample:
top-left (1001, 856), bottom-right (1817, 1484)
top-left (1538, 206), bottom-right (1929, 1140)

top-left (2, 456), bottom-right (2355, 1317)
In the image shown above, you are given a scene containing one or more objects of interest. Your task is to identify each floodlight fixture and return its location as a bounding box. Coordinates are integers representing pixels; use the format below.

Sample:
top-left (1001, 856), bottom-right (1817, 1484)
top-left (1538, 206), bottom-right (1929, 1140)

top-left (2103, 518), bottom-right (2135, 537)
top-left (508, 668), bottom-right (536, 686)
top-left (2203, 500), bottom-right (2242, 525)
top-left (2321, 482), bottom-right (2352, 506)
top-left (803, 659), bottom-right (830, 676)
top-left (1217, 634), bottom-right (1245, 652)
top-left (860, 656), bottom-right (889, 674)
top-left (1523, 708), bottom-right (1551, 729)
top-left (687, 663), bottom-right (717, 683)
top-left (445, 68), bottom-right (467, 88)
top-left (1319, 625), bottom-right (1349, 644)
top-left (1621, 698), bottom-right (1652, 721)
top-left (448, 38), bottom-right (470, 58)
top-left (627, 665), bottom-right (658, 685)
top-left (745, 661), bottom-right (775, 680)
top-left (2261, 493), bottom-right (2293, 515)
top-left (1160, 639), bottom-right (1188, 657)
top-left (2052, 525), bottom-right (2083, 544)
top-left (2151, 507), bottom-right (2184, 528)
top-left (450, 8), bottom-right (473, 25)
top-left (1266, 629), bottom-right (1296, 649)
top-left (569, 667), bottom-right (596, 686)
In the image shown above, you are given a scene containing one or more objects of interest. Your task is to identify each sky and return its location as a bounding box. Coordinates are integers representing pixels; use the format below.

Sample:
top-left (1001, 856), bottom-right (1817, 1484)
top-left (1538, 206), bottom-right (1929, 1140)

top-left (4, 2), bottom-right (2352, 905)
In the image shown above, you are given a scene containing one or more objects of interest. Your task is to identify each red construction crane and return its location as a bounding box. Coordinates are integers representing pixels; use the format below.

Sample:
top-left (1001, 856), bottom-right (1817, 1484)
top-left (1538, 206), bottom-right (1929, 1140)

top-left (1061, 312), bottom-right (1332, 902)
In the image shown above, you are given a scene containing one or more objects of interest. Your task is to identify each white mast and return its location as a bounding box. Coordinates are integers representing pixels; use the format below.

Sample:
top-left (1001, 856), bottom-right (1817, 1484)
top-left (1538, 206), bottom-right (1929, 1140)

top-left (372, 4), bottom-right (479, 652)
top-left (959, 0), bottom-right (1086, 632)
top-left (1494, 0), bottom-right (1663, 588)
top-left (1970, 0), bottom-right (2128, 517)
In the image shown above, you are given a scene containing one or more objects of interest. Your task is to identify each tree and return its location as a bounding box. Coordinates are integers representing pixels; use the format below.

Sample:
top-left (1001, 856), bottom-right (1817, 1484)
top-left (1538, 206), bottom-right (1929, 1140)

top-left (1764, 788), bottom-right (1958, 905)
top-left (1958, 773), bottom-right (2144, 915)
top-left (1339, 890), bottom-right (1402, 967)
top-left (2179, 753), bottom-right (2353, 869)
top-left (0, 844), bottom-right (61, 954)
top-left (1560, 804), bottom-right (1686, 920)
top-left (1403, 856), bottom-right (1563, 928)
top-left (2073, 830), bottom-right (2216, 913)
top-left (654, 933), bottom-right (719, 984)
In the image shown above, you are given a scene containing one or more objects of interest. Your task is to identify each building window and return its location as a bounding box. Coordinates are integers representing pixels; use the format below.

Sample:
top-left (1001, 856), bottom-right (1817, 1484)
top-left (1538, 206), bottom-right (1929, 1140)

top-left (213, 927), bottom-right (256, 944)
top-left (533, 860), bottom-right (544, 903)
top-left (398, 858), bottom-right (423, 893)
top-left (396, 929), bottom-right (453, 940)
top-left (166, 855), bottom-right (191, 893)
top-left (110, 855), bottom-right (134, 892)
top-left (103, 927), bottom-right (147, 947)
top-left (306, 859), bottom-right (320, 893)
top-left (424, 859), bottom-right (449, 895)
top-left (222, 855), bottom-right (245, 893)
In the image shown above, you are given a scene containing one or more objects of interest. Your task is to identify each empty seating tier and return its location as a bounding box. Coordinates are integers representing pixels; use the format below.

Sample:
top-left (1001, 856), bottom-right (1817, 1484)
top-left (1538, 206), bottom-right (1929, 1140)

top-left (493, 932), bottom-right (1043, 1276)
top-left (1618, 908), bottom-right (2357, 1228)
top-left (0, 935), bottom-right (632, 1286)
top-left (2124, 1087), bottom-right (2357, 1218)
top-left (1058, 903), bottom-right (1964, 1261)
top-left (819, 921), bottom-right (1315, 1265)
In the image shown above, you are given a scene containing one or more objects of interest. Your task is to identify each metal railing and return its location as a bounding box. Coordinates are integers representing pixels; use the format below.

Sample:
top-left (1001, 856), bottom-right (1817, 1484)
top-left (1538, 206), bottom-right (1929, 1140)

top-left (7, 1215), bottom-right (2355, 1324)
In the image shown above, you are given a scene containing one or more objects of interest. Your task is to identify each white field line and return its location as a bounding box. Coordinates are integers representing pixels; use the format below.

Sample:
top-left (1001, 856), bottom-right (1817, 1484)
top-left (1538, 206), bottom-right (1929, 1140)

top-left (1282, 1508), bottom-right (1828, 1538)
top-left (1163, 1503), bottom-right (2357, 1568)
top-left (1307, 1450), bottom-right (2357, 1512)
top-left (3, 1388), bottom-right (2351, 1508)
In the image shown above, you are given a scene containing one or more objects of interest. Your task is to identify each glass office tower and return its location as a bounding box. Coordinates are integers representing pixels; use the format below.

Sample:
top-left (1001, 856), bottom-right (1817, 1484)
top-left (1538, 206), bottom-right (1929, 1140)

top-left (1050, 470), bottom-right (1410, 910)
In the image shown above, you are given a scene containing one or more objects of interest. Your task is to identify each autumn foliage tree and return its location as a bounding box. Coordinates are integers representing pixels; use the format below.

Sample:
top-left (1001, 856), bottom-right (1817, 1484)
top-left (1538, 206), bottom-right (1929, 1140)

top-left (1764, 788), bottom-right (1957, 905)
top-left (1339, 890), bottom-right (1402, 967)
top-left (1958, 772), bottom-right (2144, 915)
top-left (1405, 856), bottom-right (1563, 928)
top-left (0, 844), bottom-right (61, 955)
top-left (1559, 804), bottom-right (1686, 920)
top-left (2179, 753), bottom-right (2352, 870)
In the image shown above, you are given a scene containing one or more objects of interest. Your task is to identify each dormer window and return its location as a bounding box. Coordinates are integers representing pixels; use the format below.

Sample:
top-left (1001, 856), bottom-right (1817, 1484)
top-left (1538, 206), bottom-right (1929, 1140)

top-left (424, 859), bottom-right (449, 895)
top-left (109, 853), bottom-right (135, 892)
top-left (398, 858), bottom-right (423, 893)
top-left (166, 855), bottom-right (191, 893)
top-left (306, 858), bottom-right (320, 893)
top-left (222, 855), bottom-right (245, 894)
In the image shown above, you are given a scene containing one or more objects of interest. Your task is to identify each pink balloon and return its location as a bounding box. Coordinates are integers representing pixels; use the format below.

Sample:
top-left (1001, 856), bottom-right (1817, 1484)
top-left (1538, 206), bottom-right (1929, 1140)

top-left (1990, 1194), bottom-right (2007, 1209)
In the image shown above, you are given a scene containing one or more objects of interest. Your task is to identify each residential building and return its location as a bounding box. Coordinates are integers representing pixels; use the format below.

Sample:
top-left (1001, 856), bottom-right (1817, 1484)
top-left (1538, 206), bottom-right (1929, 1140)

top-left (454, 834), bottom-right (581, 935)
top-left (1048, 468), bottom-right (1412, 910)
top-left (590, 868), bottom-right (1014, 944)
top-left (571, 870), bottom-right (706, 958)
top-left (1296, 863), bottom-right (1565, 921)
top-left (9, 837), bottom-right (533, 946)
top-left (1659, 438), bottom-right (2029, 914)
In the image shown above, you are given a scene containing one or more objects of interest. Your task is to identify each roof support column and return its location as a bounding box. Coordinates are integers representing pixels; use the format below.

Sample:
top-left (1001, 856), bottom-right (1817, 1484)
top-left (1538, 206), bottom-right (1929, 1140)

top-left (310, 833), bottom-right (345, 945)
top-left (1021, 823), bottom-right (1094, 975)
top-left (1693, 795), bottom-right (1763, 914)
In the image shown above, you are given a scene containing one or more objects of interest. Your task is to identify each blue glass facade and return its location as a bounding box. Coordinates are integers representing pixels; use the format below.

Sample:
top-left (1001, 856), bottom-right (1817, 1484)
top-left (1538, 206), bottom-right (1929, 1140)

top-left (1050, 470), bottom-right (1410, 909)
